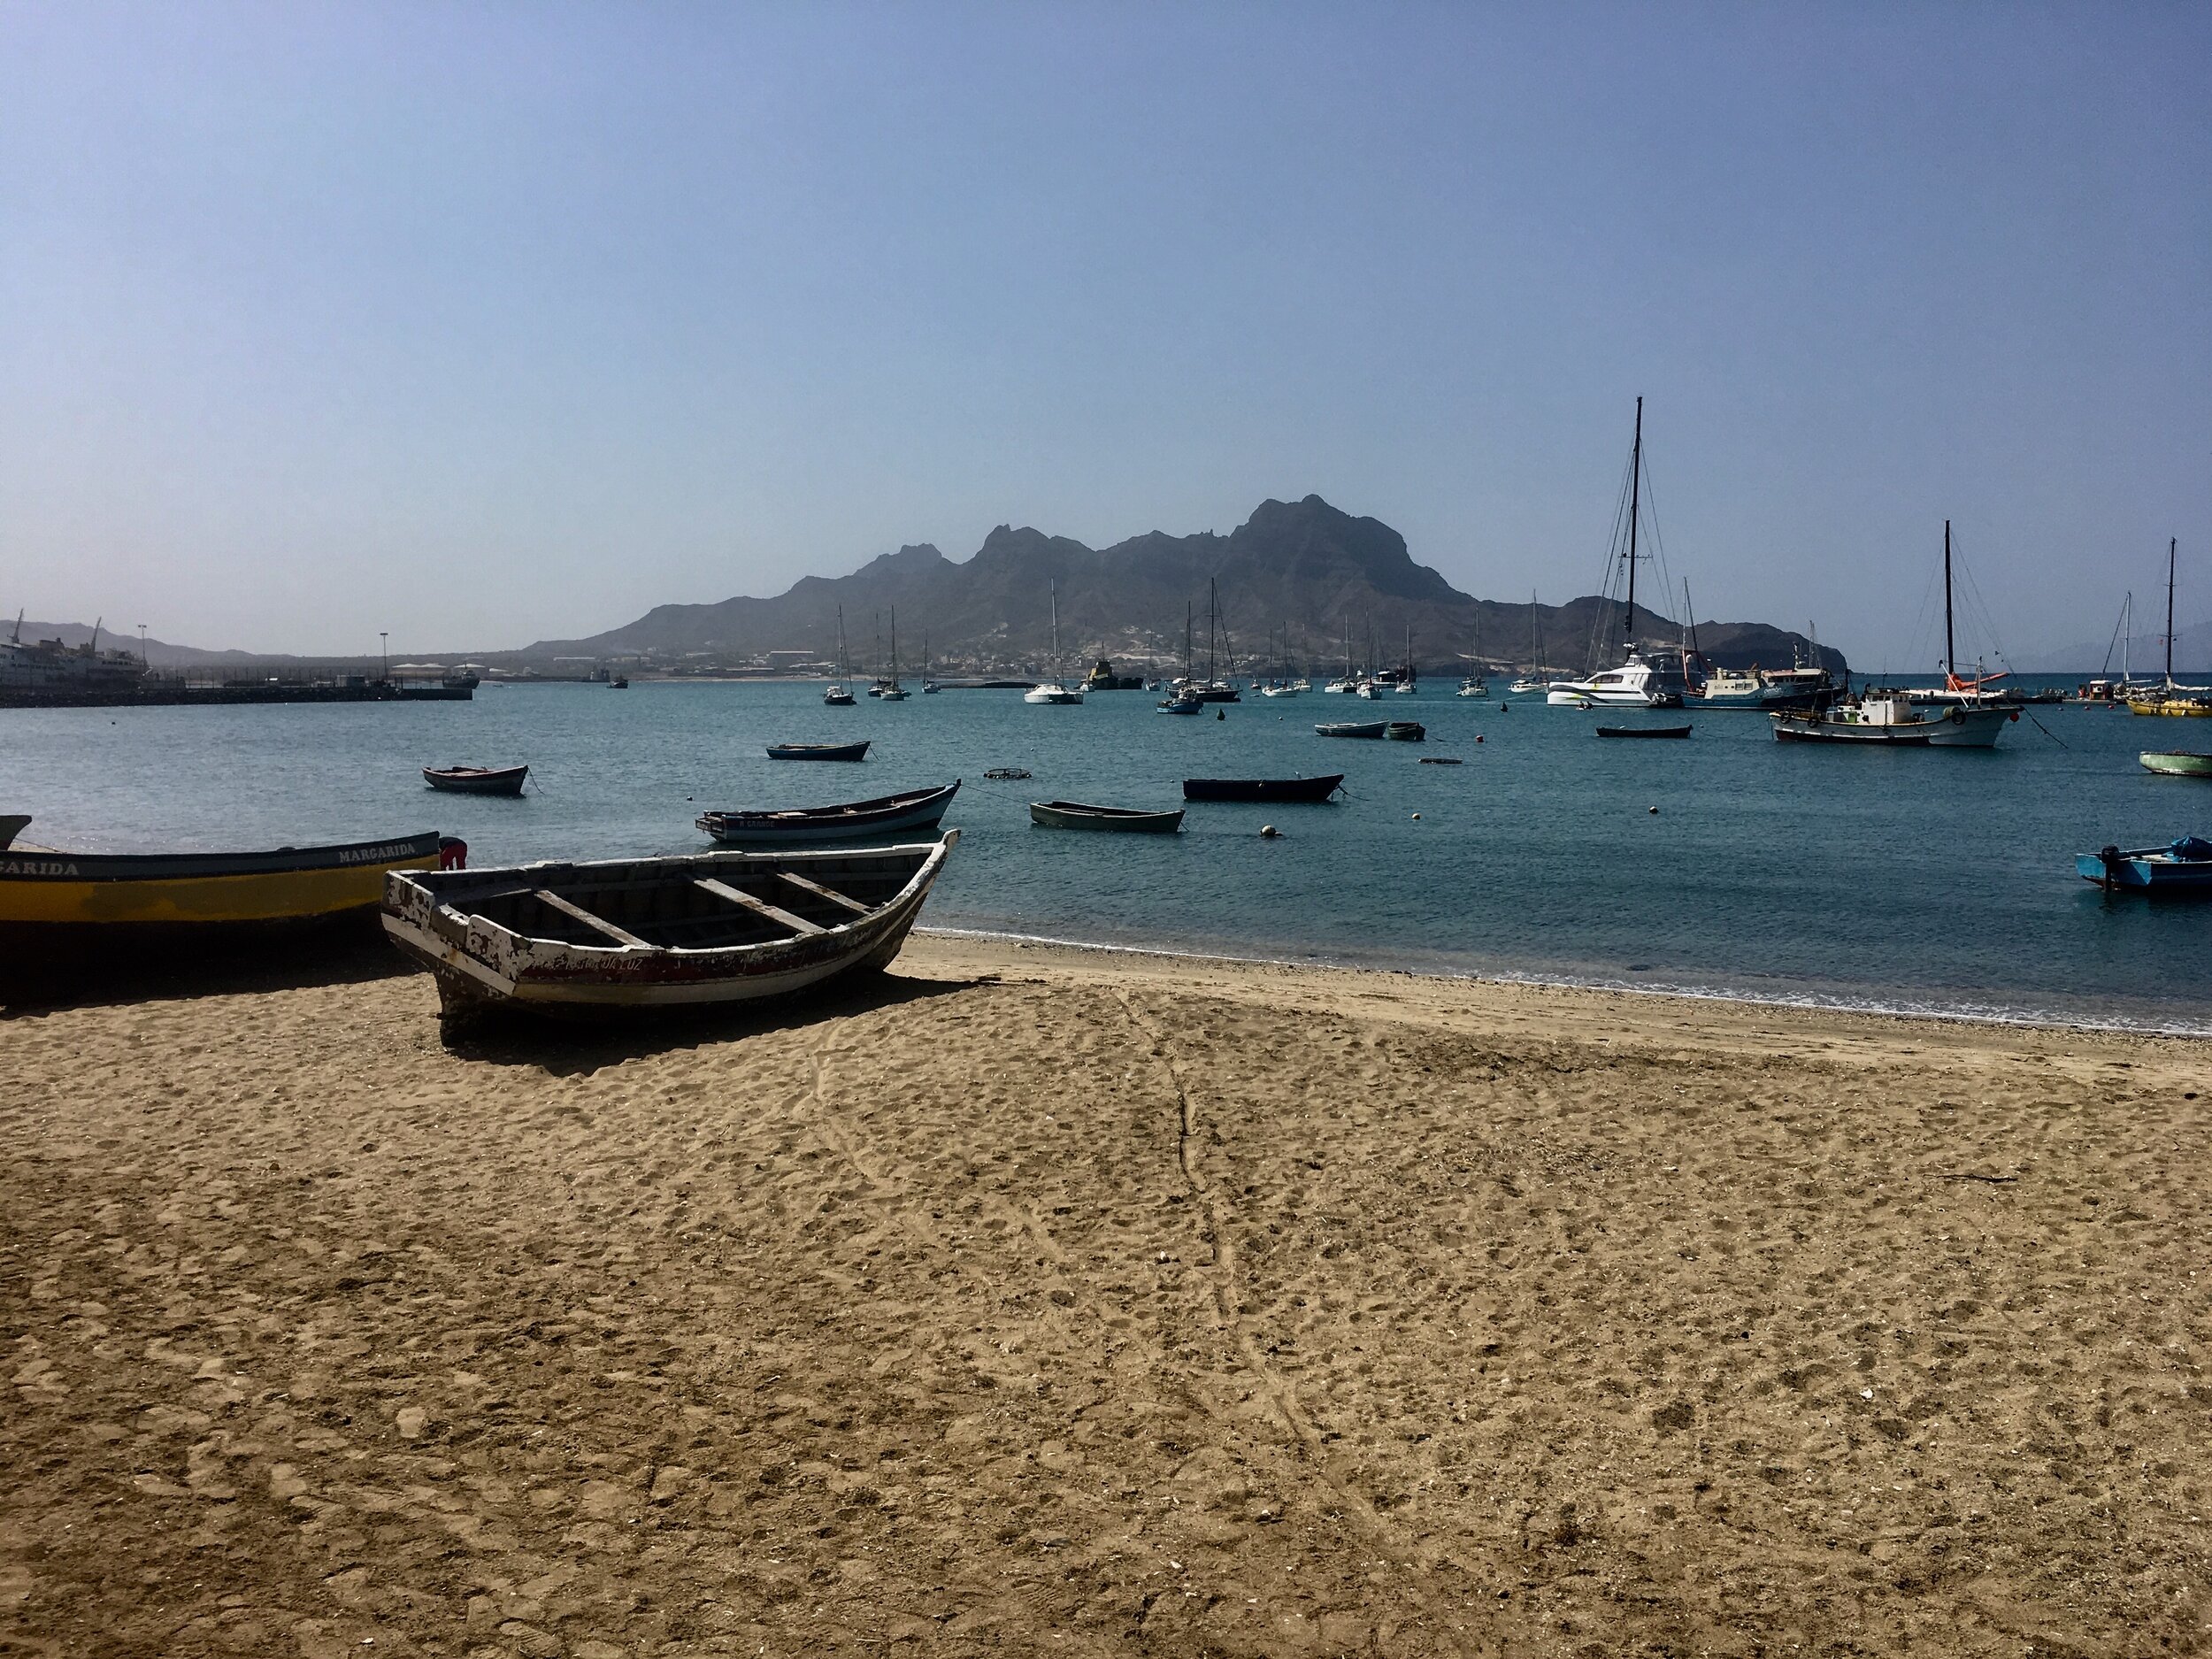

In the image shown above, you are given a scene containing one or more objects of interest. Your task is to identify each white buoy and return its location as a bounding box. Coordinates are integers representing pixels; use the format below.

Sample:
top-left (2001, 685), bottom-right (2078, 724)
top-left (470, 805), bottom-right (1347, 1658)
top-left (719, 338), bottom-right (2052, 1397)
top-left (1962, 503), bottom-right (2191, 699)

top-left (1260, 825), bottom-right (1279, 839)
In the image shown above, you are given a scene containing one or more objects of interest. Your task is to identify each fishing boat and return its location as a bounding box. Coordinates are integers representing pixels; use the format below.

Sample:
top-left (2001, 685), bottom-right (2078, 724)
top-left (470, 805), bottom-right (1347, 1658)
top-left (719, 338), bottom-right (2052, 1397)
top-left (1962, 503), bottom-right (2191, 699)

top-left (0, 814), bottom-right (28, 851)
top-left (1156, 692), bottom-right (1202, 715)
top-left (1771, 694), bottom-right (2012, 747)
top-left (2141, 752), bottom-right (2212, 779)
top-left (767, 741), bottom-right (871, 762)
top-left (1027, 800), bottom-right (1184, 833)
top-left (1316, 720), bottom-right (1389, 739)
top-left (1, 824), bottom-right (449, 957)
top-left (1383, 721), bottom-right (1426, 741)
top-left (1024, 581), bottom-right (1085, 705)
top-left (423, 764), bottom-right (529, 795)
top-left (1595, 724), bottom-right (1693, 739)
top-left (610, 676), bottom-right (630, 689)
top-left (696, 781), bottom-right (960, 846)
top-left (824, 607), bottom-right (856, 706)
top-left (2077, 836), bottom-right (2212, 895)
top-left (1181, 775), bottom-right (1345, 803)
top-left (382, 834), bottom-right (958, 1024)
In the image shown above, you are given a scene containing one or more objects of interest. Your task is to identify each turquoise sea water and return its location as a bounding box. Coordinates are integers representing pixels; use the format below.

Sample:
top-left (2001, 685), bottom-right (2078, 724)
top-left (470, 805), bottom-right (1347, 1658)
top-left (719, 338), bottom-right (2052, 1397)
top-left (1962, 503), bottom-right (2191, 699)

top-left (4, 678), bottom-right (2208, 1033)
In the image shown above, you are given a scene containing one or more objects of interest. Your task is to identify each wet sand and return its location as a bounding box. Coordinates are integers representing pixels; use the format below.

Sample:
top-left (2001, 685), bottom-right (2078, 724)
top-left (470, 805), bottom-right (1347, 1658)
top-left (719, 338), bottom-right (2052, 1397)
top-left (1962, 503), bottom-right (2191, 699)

top-left (3, 933), bottom-right (2208, 1656)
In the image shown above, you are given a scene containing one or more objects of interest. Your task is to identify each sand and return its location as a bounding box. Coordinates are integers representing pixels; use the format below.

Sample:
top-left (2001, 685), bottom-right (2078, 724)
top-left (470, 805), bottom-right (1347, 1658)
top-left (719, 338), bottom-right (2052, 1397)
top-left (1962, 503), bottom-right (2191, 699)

top-left (3, 933), bottom-right (2208, 1657)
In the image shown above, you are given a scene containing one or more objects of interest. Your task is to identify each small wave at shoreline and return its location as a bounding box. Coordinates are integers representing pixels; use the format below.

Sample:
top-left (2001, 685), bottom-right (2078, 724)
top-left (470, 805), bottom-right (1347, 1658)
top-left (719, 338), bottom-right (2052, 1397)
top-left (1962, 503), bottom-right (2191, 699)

top-left (915, 924), bottom-right (2212, 1041)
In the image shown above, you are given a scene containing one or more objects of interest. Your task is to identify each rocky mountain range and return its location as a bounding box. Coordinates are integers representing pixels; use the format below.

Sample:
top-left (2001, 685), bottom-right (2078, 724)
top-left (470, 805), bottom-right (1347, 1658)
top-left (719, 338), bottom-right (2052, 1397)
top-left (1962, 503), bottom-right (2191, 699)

top-left (526, 495), bottom-right (1846, 678)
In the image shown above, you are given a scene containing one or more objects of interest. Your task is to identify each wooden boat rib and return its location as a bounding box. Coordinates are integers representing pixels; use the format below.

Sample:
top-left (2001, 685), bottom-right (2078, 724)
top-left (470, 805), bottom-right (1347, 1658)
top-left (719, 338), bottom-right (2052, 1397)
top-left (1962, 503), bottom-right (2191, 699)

top-left (1181, 775), bottom-right (1344, 803)
top-left (697, 781), bottom-right (960, 845)
top-left (1, 826), bottom-right (447, 949)
top-left (1595, 724), bottom-right (1693, 739)
top-left (424, 764), bottom-right (529, 795)
top-left (382, 833), bottom-right (958, 1020)
top-left (767, 741), bottom-right (871, 762)
top-left (1028, 801), bottom-right (1185, 833)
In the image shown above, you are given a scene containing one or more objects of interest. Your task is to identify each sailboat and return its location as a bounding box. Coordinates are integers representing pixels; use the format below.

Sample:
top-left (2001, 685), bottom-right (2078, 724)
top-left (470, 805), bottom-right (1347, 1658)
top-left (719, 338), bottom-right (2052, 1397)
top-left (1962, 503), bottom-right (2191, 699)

top-left (1157, 603), bottom-right (1202, 713)
top-left (921, 630), bottom-right (939, 693)
top-left (1458, 617), bottom-right (1488, 697)
top-left (1185, 580), bottom-right (1240, 702)
top-left (1771, 524), bottom-right (2012, 746)
top-left (1260, 623), bottom-right (1303, 695)
top-left (1509, 594), bottom-right (1548, 694)
top-left (1547, 399), bottom-right (1681, 708)
top-left (1324, 615), bottom-right (1357, 693)
top-left (1914, 522), bottom-right (2011, 706)
top-left (2130, 540), bottom-right (2210, 717)
top-left (1394, 625), bottom-right (1418, 693)
top-left (1024, 581), bottom-right (1085, 705)
top-left (823, 608), bottom-right (856, 706)
top-left (877, 609), bottom-right (910, 700)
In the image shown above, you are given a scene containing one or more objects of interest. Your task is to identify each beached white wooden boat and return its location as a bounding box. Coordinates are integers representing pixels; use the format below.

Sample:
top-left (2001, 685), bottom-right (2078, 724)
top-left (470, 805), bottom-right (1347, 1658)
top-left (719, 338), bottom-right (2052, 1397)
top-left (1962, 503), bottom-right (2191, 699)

top-left (382, 833), bottom-right (956, 1023)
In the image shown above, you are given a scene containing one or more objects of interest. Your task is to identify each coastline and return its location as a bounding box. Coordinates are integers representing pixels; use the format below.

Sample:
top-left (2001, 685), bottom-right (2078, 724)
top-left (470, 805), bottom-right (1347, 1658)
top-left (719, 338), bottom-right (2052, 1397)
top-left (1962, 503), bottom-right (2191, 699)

top-left (4, 936), bottom-right (2207, 1654)
top-left (916, 923), bottom-right (2212, 1041)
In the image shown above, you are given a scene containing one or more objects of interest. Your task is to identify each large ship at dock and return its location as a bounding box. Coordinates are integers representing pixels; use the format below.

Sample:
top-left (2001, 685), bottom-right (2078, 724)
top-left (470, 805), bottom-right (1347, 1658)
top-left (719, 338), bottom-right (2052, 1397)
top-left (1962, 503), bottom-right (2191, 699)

top-left (1, 619), bottom-right (148, 695)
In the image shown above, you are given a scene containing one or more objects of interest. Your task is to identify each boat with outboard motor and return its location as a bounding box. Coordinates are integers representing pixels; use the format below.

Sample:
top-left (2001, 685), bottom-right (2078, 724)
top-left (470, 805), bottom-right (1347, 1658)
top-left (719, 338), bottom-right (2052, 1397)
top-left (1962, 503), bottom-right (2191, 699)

top-left (2078, 836), bottom-right (2212, 894)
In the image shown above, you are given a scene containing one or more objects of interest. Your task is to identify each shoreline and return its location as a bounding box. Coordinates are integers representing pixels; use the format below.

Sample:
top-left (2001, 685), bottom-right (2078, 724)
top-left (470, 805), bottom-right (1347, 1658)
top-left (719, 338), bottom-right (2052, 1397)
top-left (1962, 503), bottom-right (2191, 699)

top-left (916, 923), bottom-right (2212, 1041)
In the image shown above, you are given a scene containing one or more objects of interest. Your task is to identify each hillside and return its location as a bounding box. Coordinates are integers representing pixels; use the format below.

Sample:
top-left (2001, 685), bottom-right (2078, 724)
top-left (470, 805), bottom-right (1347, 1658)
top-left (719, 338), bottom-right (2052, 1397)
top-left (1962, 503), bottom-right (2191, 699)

top-left (523, 495), bottom-right (1846, 678)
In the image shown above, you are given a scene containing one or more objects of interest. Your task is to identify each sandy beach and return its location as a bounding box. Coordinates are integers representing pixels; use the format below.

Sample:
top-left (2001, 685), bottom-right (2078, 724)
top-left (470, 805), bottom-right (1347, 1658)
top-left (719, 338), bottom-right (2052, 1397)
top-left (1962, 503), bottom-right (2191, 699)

top-left (4, 933), bottom-right (2208, 1656)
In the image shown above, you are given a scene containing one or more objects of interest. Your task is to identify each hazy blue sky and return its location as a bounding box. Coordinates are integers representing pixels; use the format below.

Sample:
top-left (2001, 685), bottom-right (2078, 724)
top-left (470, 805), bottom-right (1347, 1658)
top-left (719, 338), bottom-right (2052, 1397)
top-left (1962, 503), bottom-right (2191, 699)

top-left (2, 3), bottom-right (2206, 666)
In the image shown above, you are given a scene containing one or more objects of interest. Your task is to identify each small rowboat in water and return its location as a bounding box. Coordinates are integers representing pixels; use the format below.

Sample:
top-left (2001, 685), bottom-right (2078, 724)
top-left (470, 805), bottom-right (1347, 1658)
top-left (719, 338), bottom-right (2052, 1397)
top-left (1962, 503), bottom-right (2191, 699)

top-left (767, 741), bottom-right (871, 762)
top-left (1595, 724), bottom-right (1693, 739)
top-left (1316, 720), bottom-right (1389, 739)
top-left (424, 764), bottom-right (529, 795)
top-left (382, 833), bottom-right (958, 1025)
top-left (1028, 801), bottom-right (1185, 833)
top-left (1, 824), bottom-right (449, 967)
top-left (697, 781), bottom-right (959, 846)
top-left (1181, 775), bottom-right (1344, 803)
top-left (1383, 721), bottom-right (1426, 741)
top-left (2077, 836), bottom-right (2212, 895)
top-left (2140, 752), bottom-right (2212, 779)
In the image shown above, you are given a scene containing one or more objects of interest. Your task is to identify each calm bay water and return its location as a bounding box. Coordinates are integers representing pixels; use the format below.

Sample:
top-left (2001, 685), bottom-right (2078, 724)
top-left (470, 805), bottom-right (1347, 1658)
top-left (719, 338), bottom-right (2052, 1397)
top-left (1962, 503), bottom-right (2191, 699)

top-left (5, 678), bottom-right (2208, 1033)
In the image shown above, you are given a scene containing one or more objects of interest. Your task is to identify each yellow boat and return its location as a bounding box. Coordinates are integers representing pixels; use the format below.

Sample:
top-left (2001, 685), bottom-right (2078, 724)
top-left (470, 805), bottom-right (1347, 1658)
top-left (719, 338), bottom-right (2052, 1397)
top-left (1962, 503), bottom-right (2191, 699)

top-left (2129, 697), bottom-right (2212, 717)
top-left (0, 820), bottom-right (447, 950)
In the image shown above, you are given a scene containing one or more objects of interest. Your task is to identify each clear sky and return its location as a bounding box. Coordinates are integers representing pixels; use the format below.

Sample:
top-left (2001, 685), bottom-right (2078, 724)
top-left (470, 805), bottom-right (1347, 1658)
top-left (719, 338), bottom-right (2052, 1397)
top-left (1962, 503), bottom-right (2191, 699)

top-left (2, 2), bottom-right (2207, 667)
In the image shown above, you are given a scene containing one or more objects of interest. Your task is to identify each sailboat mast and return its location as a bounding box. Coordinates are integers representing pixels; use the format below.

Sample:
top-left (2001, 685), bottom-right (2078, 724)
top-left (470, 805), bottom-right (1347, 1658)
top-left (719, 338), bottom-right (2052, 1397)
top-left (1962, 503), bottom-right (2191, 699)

top-left (1943, 520), bottom-right (1955, 682)
top-left (2167, 537), bottom-right (2177, 688)
top-left (1624, 396), bottom-right (1642, 663)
